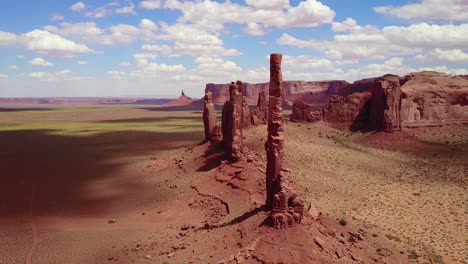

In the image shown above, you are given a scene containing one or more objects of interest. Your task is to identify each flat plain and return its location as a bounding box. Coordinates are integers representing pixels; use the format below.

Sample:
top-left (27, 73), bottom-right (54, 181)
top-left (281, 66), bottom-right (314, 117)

top-left (0, 104), bottom-right (466, 263)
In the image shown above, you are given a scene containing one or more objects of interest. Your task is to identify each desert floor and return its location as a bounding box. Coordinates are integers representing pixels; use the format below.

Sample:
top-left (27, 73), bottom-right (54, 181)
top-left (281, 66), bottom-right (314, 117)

top-left (0, 104), bottom-right (466, 264)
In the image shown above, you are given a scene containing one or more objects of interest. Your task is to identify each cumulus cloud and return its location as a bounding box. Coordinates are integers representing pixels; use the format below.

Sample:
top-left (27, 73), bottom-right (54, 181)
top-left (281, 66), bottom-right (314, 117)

top-left (44, 19), bottom-right (159, 45)
top-left (331, 18), bottom-right (359, 32)
top-left (416, 49), bottom-right (468, 63)
top-left (0, 29), bottom-right (94, 57)
top-left (375, 0), bottom-right (468, 21)
top-left (0, 74), bottom-right (8, 79)
top-left (51, 14), bottom-right (65, 22)
top-left (278, 22), bottom-right (468, 61)
top-left (20, 30), bottom-right (94, 57)
top-left (0, 31), bottom-right (17, 45)
top-left (139, 0), bottom-right (161, 9)
top-left (29, 57), bottom-right (54, 67)
top-left (243, 23), bottom-right (266, 36)
top-left (77, 60), bottom-right (88, 65)
top-left (29, 70), bottom-right (73, 81)
top-left (418, 66), bottom-right (468, 75)
top-left (163, 0), bottom-right (335, 32)
top-left (115, 2), bottom-right (136, 15)
top-left (8, 65), bottom-right (18, 70)
top-left (70, 2), bottom-right (86, 12)
top-left (118, 61), bottom-right (132, 67)
top-left (139, 23), bottom-right (242, 57)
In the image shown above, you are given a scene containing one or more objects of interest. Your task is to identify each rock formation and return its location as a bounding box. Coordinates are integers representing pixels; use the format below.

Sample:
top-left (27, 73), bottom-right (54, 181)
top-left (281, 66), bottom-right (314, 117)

top-left (221, 81), bottom-right (246, 162)
top-left (206, 80), bottom-right (349, 106)
top-left (368, 75), bottom-right (402, 132)
top-left (163, 90), bottom-right (193, 107)
top-left (290, 100), bottom-right (311, 122)
top-left (203, 92), bottom-right (216, 140)
top-left (266, 54), bottom-right (284, 210)
top-left (400, 71), bottom-right (468, 127)
top-left (294, 71), bottom-right (467, 131)
top-left (325, 92), bottom-right (372, 131)
top-left (250, 91), bottom-right (268, 125)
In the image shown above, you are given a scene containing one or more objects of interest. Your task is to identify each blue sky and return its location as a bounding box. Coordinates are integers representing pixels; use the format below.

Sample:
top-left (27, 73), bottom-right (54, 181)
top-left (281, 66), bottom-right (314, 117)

top-left (0, 0), bottom-right (467, 98)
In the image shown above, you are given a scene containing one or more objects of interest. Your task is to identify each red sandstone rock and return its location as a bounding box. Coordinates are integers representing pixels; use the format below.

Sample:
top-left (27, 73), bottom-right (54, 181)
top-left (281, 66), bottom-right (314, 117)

top-left (400, 71), bottom-right (468, 128)
top-left (163, 90), bottom-right (193, 107)
top-left (221, 81), bottom-right (246, 162)
top-left (250, 91), bottom-right (268, 125)
top-left (266, 54), bottom-right (284, 209)
top-left (206, 80), bottom-right (349, 106)
top-left (326, 92), bottom-right (372, 131)
top-left (318, 71), bottom-right (467, 131)
top-left (203, 92), bottom-right (217, 141)
top-left (368, 74), bottom-right (402, 132)
top-left (290, 100), bottom-right (311, 122)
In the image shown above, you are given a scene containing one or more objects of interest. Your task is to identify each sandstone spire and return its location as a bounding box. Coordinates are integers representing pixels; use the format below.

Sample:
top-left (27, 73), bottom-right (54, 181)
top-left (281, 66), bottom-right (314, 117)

top-left (265, 54), bottom-right (284, 209)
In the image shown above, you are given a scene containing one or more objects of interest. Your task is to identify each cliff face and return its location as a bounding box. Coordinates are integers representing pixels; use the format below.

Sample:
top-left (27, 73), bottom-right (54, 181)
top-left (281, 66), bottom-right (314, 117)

top-left (295, 71), bottom-right (467, 131)
top-left (206, 80), bottom-right (349, 106)
top-left (400, 71), bottom-right (468, 127)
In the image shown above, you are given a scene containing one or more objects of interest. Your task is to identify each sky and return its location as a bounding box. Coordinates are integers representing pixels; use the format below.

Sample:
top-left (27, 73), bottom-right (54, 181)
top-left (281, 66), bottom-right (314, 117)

top-left (0, 0), bottom-right (467, 98)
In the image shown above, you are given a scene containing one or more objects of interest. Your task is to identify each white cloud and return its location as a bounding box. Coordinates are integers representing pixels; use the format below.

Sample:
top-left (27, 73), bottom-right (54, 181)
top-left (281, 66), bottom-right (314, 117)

top-left (0, 31), bottom-right (17, 45)
top-left (29, 70), bottom-right (72, 81)
top-left (118, 61), bottom-right (132, 67)
top-left (20, 30), bottom-right (94, 57)
top-left (139, 0), bottom-right (161, 9)
top-left (70, 2), bottom-right (86, 12)
top-left (282, 55), bottom-right (334, 71)
top-left (77, 60), bottom-right (88, 65)
top-left (8, 65), bottom-right (18, 70)
top-left (51, 14), bottom-right (65, 22)
top-left (416, 48), bottom-right (468, 63)
top-left (244, 23), bottom-right (266, 36)
top-left (115, 2), bottom-right (136, 15)
top-left (44, 19), bottom-right (159, 45)
top-left (0, 74), bottom-right (8, 79)
top-left (383, 23), bottom-right (468, 49)
top-left (29, 57), bottom-right (54, 67)
top-left (163, 0), bottom-right (335, 32)
top-left (375, 0), bottom-right (468, 22)
top-left (107, 70), bottom-right (127, 79)
top-left (331, 18), bottom-right (359, 32)
top-left (418, 66), bottom-right (468, 75)
top-left (151, 23), bottom-right (242, 57)
top-left (139, 18), bottom-right (158, 31)
top-left (278, 22), bottom-right (468, 61)
top-left (244, 0), bottom-right (289, 10)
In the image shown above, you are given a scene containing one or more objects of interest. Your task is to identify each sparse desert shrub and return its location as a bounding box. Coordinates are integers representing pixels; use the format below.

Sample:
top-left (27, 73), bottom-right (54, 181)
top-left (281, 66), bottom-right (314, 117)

top-left (385, 233), bottom-right (401, 242)
top-left (339, 219), bottom-right (347, 226)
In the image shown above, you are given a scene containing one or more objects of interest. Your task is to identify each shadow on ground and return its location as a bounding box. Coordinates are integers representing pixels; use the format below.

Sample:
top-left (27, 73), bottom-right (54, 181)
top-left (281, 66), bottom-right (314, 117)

top-left (0, 107), bottom-right (52, 112)
top-left (0, 129), bottom-right (203, 219)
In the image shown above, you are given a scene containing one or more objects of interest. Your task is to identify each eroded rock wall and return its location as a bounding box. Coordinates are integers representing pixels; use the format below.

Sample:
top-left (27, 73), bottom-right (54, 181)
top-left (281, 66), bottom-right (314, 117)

top-left (400, 71), bottom-right (468, 127)
top-left (206, 80), bottom-right (349, 106)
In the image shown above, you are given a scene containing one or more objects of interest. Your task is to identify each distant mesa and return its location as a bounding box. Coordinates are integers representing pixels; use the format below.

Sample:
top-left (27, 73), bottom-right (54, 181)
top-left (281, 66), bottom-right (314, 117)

top-left (162, 90), bottom-right (194, 107)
